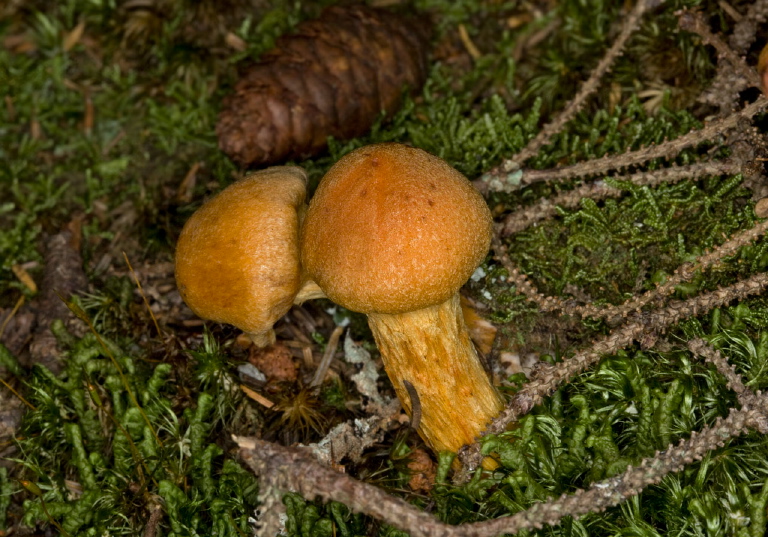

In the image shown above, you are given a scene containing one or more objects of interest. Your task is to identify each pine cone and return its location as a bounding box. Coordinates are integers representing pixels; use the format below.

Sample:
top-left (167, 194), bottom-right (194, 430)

top-left (217, 5), bottom-right (431, 167)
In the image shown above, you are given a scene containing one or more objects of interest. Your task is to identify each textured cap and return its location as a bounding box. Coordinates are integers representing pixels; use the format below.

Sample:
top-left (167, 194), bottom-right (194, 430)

top-left (175, 167), bottom-right (307, 340)
top-left (301, 143), bottom-right (492, 314)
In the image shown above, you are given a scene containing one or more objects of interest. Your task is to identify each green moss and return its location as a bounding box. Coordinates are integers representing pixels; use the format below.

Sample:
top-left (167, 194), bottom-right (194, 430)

top-left (11, 323), bottom-right (259, 535)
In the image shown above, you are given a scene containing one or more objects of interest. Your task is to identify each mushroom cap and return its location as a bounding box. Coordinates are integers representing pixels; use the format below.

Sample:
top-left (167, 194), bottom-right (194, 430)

top-left (301, 143), bottom-right (492, 314)
top-left (175, 167), bottom-right (307, 338)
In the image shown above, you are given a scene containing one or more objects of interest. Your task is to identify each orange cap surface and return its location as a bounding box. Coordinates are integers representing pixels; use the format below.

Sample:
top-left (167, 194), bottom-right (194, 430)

top-left (175, 167), bottom-right (307, 336)
top-left (301, 143), bottom-right (492, 314)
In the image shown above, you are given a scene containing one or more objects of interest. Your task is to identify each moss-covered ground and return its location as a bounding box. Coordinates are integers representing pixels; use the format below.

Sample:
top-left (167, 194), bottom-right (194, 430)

top-left (2, 0), bottom-right (768, 535)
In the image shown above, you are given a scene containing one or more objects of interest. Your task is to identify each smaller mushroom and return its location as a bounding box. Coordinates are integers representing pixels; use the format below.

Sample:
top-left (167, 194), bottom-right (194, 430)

top-left (175, 166), bottom-right (324, 346)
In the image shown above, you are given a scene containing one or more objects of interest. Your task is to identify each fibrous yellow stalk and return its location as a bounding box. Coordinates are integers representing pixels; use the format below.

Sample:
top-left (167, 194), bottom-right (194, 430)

top-left (367, 293), bottom-right (503, 468)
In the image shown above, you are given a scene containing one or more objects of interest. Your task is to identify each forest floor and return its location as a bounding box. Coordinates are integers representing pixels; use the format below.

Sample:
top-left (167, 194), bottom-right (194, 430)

top-left (3, 0), bottom-right (768, 536)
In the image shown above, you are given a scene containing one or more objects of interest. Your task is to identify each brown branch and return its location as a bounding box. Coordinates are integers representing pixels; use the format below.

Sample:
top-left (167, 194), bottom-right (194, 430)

top-left (238, 436), bottom-right (443, 537)
top-left (677, 10), bottom-right (762, 90)
top-left (492, 229), bottom-right (568, 313)
top-left (458, 270), bottom-right (768, 471)
top-left (495, 214), bottom-right (768, 325)
top-left (480, 96), bottom-right (767, 192)
top-left (514, 0), bottom-right (655, 163)
top-left (500, 160), bottom-right (739, 236)
top-left (688, 337), bottom-right (750, 398)
top-left (470, 406), bottom-right (765, 535)
top-left (477, 0), bottom-right (658, 196)
top-left (688, 339), bottom-right (768, 434)
top-left (580, 217), bottom-right (768, 324)
top-left (238, 396), bottom-right (768, 537)
top-left (689, 0), bottom-right (768, 112)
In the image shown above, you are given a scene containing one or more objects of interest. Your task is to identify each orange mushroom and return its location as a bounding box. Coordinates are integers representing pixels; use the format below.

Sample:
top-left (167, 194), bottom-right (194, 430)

top-left (175, 166), bottom-right (323, 346)
top-left (301, 143), bottom-right (503, 464)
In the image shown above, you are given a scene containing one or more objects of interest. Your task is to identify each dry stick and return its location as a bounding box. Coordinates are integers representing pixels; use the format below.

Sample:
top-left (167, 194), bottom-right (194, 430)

top-left (470, 406), bottom-right (768, 536)
top-left (677, 10), bottom-right (762, 90)
top-left (310, 325), bottom-right (345, 388)
top-left (483, 96), bottom-right (768, 192)
top-left (688, 337), bottom-right (768, 430)
top-left (458, 270), bottom-right (768, 471)
top-left (680, 5), bottom-right (764, 113)
top-left (492, 230), bottom-right (568, 314)
top-left (500, 159), bottom-right (740, 236)
top-left (142, 504), bottom-right (164, 537)
top-left (729, 0), bottom-right (768, 54)
top-left (478, 0), bottom-right (658, 195)
top-left (688, 338), bottom-right (768, 433)
top-left (238, 399), bottom-right (768, 537)
top-left (688, 338), bottom-right (753, 407)
top-left (580, 217), bottom-right (768, 324)
top-left (495, 213), bottom-right (768, 324)
top-left (238, 436), bottom-right (452, 537)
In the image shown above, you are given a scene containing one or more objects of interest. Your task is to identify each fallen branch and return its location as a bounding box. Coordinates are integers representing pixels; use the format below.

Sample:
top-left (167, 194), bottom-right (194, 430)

top-left (677, 10), bottom-right (761, 90)
top-left (494, 214), bottom-right (768, 324)
top-left (458, 270), bottom-right (768, 471)
top-left (480, 96), bottom-right (767, 192)
top-left (511, 0), bottom-right (657, 166)
top-left (238, 393), bottom-right (768, 537)
top-left (500, 159), bottom-right (740, 236)
top-left (687, 338), bottom-right (768, 424)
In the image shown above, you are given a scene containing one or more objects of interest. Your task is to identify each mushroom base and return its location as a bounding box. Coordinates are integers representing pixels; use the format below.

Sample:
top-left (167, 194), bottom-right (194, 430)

top-left (246, 328), bottom-right (277, 348)
top-left (367, 294), bottom-right (504, 468)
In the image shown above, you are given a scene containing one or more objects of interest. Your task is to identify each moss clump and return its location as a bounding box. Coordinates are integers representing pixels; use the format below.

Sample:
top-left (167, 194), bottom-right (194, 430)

top-left (13, 328), bottom-right (258, 536)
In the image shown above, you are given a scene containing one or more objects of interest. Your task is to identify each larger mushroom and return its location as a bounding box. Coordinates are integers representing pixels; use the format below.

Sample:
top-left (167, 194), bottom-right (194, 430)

top-left (301, 143), bottom-right (503, 462)
top-left (175, 166), bottom-right (324, 346)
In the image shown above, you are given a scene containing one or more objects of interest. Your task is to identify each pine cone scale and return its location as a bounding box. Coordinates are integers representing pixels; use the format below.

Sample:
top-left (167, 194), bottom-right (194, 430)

top-left (217, 6), bottom-right (431, 166)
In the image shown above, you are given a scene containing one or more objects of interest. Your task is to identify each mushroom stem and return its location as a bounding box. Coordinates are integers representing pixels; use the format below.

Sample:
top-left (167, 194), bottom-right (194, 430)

top-left (246, 280), bottom-right (325, 346)
top-left (367, 293), bottom-right (503, 467)
top-left (294, 280), bottom-right (326, 304)
top-left (246, 328), bottom-right (277, 348)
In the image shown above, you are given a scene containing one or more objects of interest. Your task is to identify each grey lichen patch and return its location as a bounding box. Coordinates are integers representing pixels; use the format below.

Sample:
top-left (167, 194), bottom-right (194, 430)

top-left (344, 333), bottom-right (389, 410)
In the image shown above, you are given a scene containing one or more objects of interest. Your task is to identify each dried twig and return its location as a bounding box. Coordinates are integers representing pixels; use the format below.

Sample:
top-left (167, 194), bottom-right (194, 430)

top-left (478, 0), bottom-right (658, 193)
top-left (688, 338), bottom-right (768, 433)
top-left (238, 392), bottom-right (768, 537)
top-left (481, 96), bottom-right (767, 192)
top-left (684, 2), bottom-right (766, 112)
top-left (677, 10), bottom-right (762, 90)
top-left (590, 218), bottom-right (768, 323)
top-left (471, 405), bottom-right (768, 535)
top-left (500, 160), bottom-right (740, 236)
top-left (495, 215), bottom-right (768, 325)
top-left (239, 436), bottom-right (443, 537)
top-left (458, 270), bottom-right (768, 471)
top-left (492, 230), bottom-right (568, 313)
top-left (688, 338), bottom-right (752, 408)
